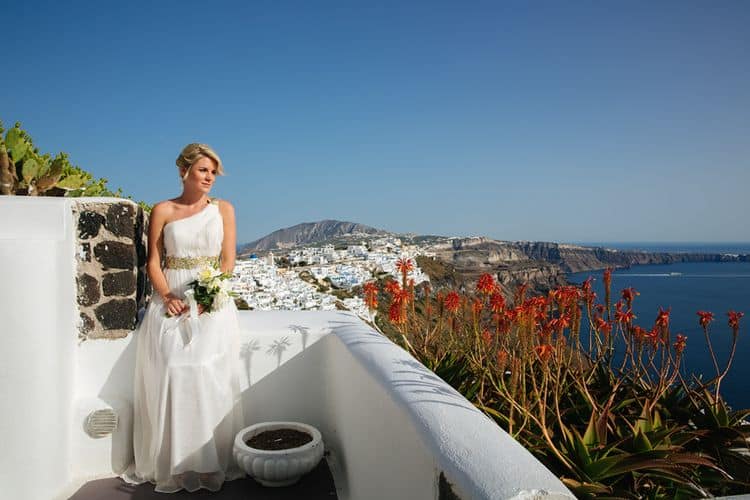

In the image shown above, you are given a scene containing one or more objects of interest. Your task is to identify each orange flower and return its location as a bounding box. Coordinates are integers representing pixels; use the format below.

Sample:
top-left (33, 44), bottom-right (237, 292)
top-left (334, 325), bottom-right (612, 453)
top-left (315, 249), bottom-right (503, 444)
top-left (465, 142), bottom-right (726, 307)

top-left (632, 325), bottom-right (647, 343)
top-left (621, 287), bottom-right (639, 308)
top-left (384, 280), bottom-right (401, 296)
top-left (363, 281), bottom-right (378, 310)
top-left (535, 344), bottom-right (554, 363)
top-left (645, 327), bottom-right (662, 348)
top-left (603, 267), bottom-right (612, 290)
top-left (490, 291), bottom-right (506, 313)
top-left (395, 288), bottom-right (412, 305)
top-left (395, 258), bottom-right (414, 274)
top-left (477, 273), bottom-right (496, 295)
top-left (472, 298), bottom-right (483, 316)
top-left (674, 334), bottom-right (687, 354)
top-left (697, 310), bottom-right (714, 329)
top-left (615, 308), bottom-right (635, 325)
top-left (388, 302), bottom-right (405, 324)
top-left (444, 291), bottom-right (461, 314)
top-left (728, 310), bottom-right (744, 332)
top-left (581, 277), bottom-right (593, 296)
top-left (655, 307), bottom-right (670, 329)
top-left (550, 314), bottom-right (570, 333)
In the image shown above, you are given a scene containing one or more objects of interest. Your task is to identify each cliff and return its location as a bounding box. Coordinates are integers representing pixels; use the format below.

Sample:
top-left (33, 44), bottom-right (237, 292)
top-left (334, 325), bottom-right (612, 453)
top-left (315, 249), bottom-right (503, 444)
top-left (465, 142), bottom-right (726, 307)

top-left (509, 241), bottom-right (749, 273)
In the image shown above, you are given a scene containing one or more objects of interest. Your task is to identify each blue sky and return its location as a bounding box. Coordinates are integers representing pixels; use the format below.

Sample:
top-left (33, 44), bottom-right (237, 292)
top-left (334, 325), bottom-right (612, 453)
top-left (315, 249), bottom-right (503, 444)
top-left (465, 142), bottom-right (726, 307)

top-left (4, 1), bottom-right (749, 244)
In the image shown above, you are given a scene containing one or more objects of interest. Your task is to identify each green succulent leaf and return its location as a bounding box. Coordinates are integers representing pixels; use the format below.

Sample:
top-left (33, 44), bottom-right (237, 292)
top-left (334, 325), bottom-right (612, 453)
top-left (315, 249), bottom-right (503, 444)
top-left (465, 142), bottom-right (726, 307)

top-left (583, 412), bottom-right (600, 449)
top-left (633, 428), bottom-right (652, 452)
top-left (56, 174), bottom-right (87, 189)
top-left (5, 127), bottom-right (29, 160)
top-left (22, 158), bottom-right (40, 182)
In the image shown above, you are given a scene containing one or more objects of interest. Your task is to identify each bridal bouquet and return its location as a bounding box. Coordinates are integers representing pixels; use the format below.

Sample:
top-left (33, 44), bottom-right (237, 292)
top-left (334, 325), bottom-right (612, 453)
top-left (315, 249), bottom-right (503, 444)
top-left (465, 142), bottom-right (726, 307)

top-left (186, 266), bottom-right (238, 314)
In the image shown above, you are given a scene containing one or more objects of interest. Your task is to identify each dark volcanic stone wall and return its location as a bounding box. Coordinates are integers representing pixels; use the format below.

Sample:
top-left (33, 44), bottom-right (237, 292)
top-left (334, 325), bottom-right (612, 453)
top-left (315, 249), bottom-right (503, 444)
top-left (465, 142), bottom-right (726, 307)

top-left (73, 199), bottom-right (149, 340)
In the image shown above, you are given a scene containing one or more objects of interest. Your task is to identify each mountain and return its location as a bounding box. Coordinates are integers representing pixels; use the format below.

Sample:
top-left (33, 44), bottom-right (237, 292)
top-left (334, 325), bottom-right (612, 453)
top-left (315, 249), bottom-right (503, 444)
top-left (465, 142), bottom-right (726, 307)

top-left (240, 220), bottom-right (387, 252)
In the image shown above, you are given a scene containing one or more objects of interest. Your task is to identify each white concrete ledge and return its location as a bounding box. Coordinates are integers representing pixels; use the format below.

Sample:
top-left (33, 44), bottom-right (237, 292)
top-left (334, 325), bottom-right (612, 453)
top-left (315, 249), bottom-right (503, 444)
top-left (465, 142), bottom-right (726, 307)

top-left (235, 311), bottom-right (573, 500)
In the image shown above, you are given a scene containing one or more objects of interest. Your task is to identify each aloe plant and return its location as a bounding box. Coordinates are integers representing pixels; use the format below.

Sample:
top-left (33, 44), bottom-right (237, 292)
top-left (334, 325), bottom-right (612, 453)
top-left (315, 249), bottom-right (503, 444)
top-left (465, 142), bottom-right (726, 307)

top-left (375, 271), bottom-right (750, 497)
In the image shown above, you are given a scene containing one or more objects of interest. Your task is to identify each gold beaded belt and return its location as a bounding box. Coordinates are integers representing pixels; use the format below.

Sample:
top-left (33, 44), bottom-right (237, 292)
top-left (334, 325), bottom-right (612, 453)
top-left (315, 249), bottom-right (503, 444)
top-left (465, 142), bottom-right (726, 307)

top-left (165, 255), bottom-right (220, 270)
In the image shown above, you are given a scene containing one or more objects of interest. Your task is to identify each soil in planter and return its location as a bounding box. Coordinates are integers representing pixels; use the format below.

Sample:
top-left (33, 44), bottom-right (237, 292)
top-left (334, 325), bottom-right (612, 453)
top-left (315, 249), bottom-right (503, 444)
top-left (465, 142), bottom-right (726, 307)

top-left (246, 429), bottom-right (313, 450)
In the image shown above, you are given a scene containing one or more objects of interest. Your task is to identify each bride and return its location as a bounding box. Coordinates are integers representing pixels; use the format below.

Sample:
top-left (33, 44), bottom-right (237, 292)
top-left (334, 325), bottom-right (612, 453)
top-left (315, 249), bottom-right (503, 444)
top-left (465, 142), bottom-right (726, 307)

top-left (121, 143), bottom-right (245, 492)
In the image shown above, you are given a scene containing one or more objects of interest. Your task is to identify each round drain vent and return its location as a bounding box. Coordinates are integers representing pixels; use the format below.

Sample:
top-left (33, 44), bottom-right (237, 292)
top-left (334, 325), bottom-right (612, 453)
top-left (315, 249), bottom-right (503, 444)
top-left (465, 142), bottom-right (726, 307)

top-left (85, 408), bottom-right (119, 438)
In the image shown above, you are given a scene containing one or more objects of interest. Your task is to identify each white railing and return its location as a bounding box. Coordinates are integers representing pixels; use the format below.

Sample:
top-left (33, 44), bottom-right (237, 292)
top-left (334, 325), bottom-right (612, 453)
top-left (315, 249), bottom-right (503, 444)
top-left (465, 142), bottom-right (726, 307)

top-left (0, 197), bottom-right (573, 500)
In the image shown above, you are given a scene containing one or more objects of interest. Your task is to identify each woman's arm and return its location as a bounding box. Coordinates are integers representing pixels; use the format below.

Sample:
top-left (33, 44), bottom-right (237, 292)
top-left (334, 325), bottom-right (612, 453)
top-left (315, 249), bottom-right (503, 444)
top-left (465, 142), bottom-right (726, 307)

top-left (218, 200), bottom-right (237, 274)
top-left (147, 202), bottom-right (186, 316)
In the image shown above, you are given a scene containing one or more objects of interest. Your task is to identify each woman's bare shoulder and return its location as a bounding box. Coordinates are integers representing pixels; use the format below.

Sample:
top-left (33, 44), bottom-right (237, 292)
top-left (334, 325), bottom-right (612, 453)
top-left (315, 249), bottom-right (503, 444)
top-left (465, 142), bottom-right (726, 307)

top-left (216, 199), bottom-right (235, 216)
top-left (149, 200), bottom-right (177, 222)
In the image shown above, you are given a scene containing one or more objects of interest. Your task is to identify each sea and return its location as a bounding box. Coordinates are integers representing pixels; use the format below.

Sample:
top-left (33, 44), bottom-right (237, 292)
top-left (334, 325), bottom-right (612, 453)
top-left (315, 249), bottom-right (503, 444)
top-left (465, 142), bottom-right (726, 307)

top-left (568, 243), bottom-right (750, 410)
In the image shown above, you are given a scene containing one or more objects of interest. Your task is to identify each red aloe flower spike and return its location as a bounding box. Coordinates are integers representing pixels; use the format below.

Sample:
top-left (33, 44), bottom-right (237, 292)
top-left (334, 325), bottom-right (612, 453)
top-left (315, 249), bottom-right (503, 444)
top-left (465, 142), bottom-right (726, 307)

top-left (581, 276), bottom-right (593, 296)
top-left (621, 287), bottom-right (639, 309)
top-left (388, 301), bottom-right (405, 324)
top-left (632, 325), bottom-right (647, 344)
top-left (697, 310), bottom-right (714, 329)
top-left (674, 333), bottom-right (687, 355)
top-left (472, 298), bottom-right (483, 316)
top-left (363, 281), bottom-right (378, 310)
top-left (655, 307), bottom-right (671, 330)
top-left (395, 288), bottom-right (411, 305)
top-left (396, 257), bottom-right (413, 288)
top-left (395, 257), bottom-right (414, 274)
top-left (615, 308), bottom-right (635, 325)
top-left (481, 328), bottom-right (492, 347)
top-left (384, 280), bottom-right (401, 296)
top-left (535, 344), bottom-right (554, 363)
top-left (477, 273), bottom-right (496, 295)
top-left (490, 291), bottom-right (506, 313)
top-left (443, 291), bottom-right (461, 315)
top-left (728, 310), bottom-right (744, 332)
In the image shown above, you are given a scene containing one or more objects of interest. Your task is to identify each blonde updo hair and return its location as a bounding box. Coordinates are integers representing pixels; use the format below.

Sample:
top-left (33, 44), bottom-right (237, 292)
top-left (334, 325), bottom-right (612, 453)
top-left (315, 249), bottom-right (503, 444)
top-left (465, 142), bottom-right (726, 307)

top-left (176, 143), bottom-right (225, 180)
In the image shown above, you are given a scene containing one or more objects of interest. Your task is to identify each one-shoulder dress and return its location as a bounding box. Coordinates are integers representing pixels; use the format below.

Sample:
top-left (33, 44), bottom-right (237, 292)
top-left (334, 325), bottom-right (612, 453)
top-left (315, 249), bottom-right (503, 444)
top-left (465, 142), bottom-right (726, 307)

top-left (122, 200), bottom-right (245, 492)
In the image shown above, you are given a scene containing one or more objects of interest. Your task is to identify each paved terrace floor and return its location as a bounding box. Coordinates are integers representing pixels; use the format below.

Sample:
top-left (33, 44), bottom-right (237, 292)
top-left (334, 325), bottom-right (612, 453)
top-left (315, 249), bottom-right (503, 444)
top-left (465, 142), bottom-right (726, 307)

top-left (67, 459), bottom-right (337, 500)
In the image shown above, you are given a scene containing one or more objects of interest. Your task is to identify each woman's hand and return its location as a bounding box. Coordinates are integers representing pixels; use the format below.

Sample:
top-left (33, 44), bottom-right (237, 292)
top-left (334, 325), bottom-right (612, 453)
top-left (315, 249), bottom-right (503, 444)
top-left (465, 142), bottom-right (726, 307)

top-left (164, 294), bottom-right (188, 317)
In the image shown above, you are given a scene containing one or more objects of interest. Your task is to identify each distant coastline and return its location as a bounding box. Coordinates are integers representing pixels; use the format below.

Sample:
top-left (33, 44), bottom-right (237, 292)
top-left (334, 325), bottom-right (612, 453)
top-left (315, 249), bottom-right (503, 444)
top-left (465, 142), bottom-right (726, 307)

top-left (573, 242), bottom-right (750, 255)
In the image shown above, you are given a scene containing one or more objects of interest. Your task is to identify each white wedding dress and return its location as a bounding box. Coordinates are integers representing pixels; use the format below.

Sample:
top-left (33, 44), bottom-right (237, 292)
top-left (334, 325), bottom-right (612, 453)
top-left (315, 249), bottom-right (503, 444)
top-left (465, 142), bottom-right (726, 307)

top-left (121, 200), bottom-right (245, 492)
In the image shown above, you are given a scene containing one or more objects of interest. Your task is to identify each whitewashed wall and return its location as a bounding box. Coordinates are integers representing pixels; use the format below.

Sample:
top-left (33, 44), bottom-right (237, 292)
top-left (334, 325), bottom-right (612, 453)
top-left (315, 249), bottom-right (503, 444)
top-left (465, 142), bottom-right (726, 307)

top-left (0, 198), bottom-right (77, 500)
top-left (0, 197), bottom-right (573, 500)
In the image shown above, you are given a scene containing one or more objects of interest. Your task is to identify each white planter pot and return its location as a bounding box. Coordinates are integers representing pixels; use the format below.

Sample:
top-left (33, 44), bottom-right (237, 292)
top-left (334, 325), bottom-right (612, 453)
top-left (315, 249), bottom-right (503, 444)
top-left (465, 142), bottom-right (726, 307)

top-left (233, 421), bottom-right (324, 487)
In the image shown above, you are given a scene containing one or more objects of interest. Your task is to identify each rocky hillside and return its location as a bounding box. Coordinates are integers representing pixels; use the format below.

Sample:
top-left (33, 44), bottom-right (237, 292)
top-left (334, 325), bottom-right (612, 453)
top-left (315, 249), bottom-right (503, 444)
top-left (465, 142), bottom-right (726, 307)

top-left (240, 220), bottom-right (386, 252)
top-left (509, 241), bottom-right (748, 273)
top-left (418, 237), bottom-right (567, 298)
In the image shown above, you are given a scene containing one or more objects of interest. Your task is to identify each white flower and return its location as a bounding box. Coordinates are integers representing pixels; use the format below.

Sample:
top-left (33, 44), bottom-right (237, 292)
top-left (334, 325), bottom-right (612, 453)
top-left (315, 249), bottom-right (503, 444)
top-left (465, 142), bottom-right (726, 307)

top-left (198, 267), bottom-right (214, 282)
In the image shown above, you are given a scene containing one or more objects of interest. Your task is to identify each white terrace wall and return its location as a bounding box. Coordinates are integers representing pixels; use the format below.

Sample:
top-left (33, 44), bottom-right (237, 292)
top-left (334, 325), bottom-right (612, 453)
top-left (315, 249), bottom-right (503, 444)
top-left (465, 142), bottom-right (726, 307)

top-left (0, 198), bottom-right (77, 500)
top-left (0, 197), bottom-right (573, 500)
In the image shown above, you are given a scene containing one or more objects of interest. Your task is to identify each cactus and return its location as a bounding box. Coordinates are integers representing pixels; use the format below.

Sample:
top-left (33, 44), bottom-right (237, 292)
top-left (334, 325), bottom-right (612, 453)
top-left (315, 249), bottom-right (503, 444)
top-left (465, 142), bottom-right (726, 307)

top-left (0, 120), bottom-right (105, 196)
